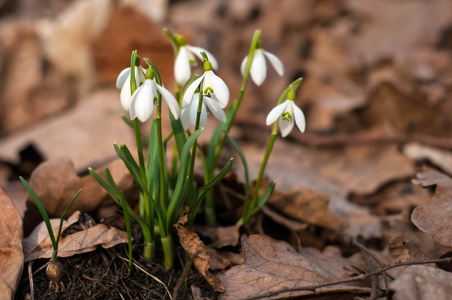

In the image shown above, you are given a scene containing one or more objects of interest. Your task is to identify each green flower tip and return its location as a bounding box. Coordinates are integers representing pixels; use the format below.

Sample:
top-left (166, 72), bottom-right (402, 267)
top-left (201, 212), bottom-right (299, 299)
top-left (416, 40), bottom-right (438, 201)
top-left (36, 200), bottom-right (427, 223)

top-left (145, 68), bottom-right (154, 80)
top-left (203, 59), bottom-right (213, 72)
top-left (175, 35), bottom-right (186, 47)
top-left (287, 88), bottom-right (296, 100)
top-left (256, 40), bottom-right (262, 49)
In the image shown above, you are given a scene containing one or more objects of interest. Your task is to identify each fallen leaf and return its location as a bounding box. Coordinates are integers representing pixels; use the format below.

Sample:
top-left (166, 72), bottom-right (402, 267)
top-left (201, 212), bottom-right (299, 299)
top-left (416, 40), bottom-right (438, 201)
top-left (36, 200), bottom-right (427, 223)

top-left (194, 224), bottom-right (240, 248)
top-left (0, 89), bottom-right (137, 172)
top-left (411, 168), bottom-right (452, 247)
top-left (267, 188), bottom-right (348, 231)
top-left (219, 235), bottom-right (369, 299)
top-left (404, 143), bottom-right (452, 175)
top-left (23, 211), bottom-right (128, 262)
top-left (389, 265), bottom-right (452, 300)
top-left (0, 188), bottom-right (23, 300)
top-left (175, 215), bottom-right (224, 292)
top-left (26, 157), bottom-right (134, 216)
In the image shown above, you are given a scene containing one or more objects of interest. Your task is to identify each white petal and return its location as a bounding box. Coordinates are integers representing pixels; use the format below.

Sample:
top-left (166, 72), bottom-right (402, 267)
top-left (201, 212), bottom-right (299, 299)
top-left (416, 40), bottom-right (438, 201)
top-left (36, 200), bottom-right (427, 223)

top-left (279, 116), bottom-right (294, 137)
top-left (240, 56), bottom-right (248, 76)
top-left (204, 96), bottom-right (226, 123)
top-left (266, 101), bottom-right (287, 125)
top-left (174, 47), bottom-right (191, 86)
top-left (129, 81), bottom-right (154, 122)
top-left (187, 45), bottom-right (219, 70)
top-left (120, 75), bottom-right (133, 111)
top-left (263, 50), bottom-right (284, 76)
top-left (116, 67), bottom-right (131, 89)
top-left (250, 49), bottom-right (267, 86)
top-left (155, 81), bottom-right (180, 119)
top-left (182, 74), bottom-right (205, 108)
top-left (180, 107), bottom-right (190, 130)
top-left (189, 95), bottom-right (207, 128)
top-left (293, 103), bottom-right (306, 133)
top-left (204, 71), bottom-right (229, 108)
top-left (135, 66), bottom-right (146, 86)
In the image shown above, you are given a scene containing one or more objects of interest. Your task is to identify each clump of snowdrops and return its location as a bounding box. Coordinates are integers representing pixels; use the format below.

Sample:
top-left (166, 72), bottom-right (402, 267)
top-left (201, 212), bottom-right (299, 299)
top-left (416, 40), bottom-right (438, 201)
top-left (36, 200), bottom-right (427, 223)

top-left (89, 29), bottom-right (306, 271)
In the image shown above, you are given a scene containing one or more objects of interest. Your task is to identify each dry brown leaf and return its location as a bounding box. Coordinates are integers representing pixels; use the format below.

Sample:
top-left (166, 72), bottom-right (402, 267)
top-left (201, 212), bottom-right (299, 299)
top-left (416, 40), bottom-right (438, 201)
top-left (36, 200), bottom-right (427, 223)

top-left (267, 188), bottom-right (348, 231)
top-left (404, 143), bottom-right (452, 175)
top-left (23, 211), bottom-right (128, 262)
top-left (194, 224), bottom-right (240, 248)
top-left (219, 235), bottom-right (369, 300)
top-left (26, 157), bottom-right (133, 217)
top-left (0, 188), bottom-right (23, 300)
top-left (411, 168), bottom-right (452, 247)
top-left (0, 89), bottom-right (137, 171)
top-left (389, 265), bottom-right (452, 300)
top-left (175, 215), bottom-right (225, 292)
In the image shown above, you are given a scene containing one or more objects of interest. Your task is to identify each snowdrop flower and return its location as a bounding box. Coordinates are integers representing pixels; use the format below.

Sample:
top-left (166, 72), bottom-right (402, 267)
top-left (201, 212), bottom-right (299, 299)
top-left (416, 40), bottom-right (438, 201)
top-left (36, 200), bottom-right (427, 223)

top-left (266, 89), bottom-right (305, 137)
top-left (182, 59), bottom-right (229, 110)
top-left (241, 41), bottom-right (284, 86)
top-left (129, 68), bottom-right (180, 122)
top-left (116, 66), bottom-right (146, 111)
top-left (181, 93), bottom-right (226, 130)
top-left (174, 35), bottom-right (218, 86)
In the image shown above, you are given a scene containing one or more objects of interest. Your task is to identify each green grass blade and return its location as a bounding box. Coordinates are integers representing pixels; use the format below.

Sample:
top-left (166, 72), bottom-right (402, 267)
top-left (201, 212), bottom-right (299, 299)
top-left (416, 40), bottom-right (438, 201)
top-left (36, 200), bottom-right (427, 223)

top-left (120, 191), bottom-right (133, 274)
top-left (20, 177), bottom-right (56, 249)
top-left (55, 188), bottom-right (82, 247)
top-left (225, 132), bottom-right (250, 206)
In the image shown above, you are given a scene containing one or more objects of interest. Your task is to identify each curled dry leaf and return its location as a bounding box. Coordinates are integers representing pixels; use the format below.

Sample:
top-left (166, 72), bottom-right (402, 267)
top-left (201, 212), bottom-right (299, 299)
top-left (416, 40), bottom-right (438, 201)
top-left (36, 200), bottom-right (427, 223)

top-left (175, 215), bottom-right (225, 292)
top-left (0, 188), bottom-right (23, 300)
top-left (389, 265), bottom-right (452, 300)
top-left (23, 211), bottom-right (128, 262)
top-left (27, 157), bottom-right (134, 216)
top-left (411, 168), bottom-right (452, 247)
top-left (219, 235), bottom-right (369, 300)
top-left (404, 143), bottom-right (452, 175)
top-left (194, 224), bottom-right (240, 248)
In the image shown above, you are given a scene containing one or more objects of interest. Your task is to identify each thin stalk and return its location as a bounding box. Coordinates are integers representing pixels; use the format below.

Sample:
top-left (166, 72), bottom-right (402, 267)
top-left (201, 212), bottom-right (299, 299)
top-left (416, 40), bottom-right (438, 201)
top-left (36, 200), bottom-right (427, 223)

top-left (187, 91), bottom-right (204, 200)
top-left (205, 30), bottom-right (261, 226)
top-left (247, 123), bottom-right (278, 221)
top-left (156, 100), bottom-right (167, 218)
top-left (161, 235), bottom-right (174, 271)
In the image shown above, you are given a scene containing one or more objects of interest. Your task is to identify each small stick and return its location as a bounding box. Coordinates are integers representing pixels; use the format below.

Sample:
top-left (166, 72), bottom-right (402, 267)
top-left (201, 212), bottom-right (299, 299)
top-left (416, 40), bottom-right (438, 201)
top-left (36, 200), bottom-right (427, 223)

top-left (244, 256), bottom-right (452, 300)
top-left (28, 261), bottom-right (34, 300)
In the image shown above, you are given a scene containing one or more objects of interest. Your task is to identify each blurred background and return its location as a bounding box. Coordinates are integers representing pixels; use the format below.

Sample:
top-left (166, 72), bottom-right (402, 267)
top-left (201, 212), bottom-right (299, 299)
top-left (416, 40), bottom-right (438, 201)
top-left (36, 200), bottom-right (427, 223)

top-left (1, 0), bottom-right (452, 215)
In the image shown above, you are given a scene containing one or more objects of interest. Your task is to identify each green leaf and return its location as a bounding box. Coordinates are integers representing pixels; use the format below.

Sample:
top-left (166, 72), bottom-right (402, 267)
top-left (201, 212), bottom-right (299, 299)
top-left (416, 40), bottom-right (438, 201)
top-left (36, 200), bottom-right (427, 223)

top-left (55, 188), bottom-right (82, 247)
top-left (169, 111), bottom-right (187, 158)
top-left (190, 158), bottom-right (233, 223)
top-left (225, 132), bottom-right (250, 205)
top-left (166, 128), bottom-right (203, 229)
top-left (20, 177), bottom-right (57, 250)
top-left (120, 191), bottom-right (133, 274)
top-left (251, 181), bottom-right (276, 216)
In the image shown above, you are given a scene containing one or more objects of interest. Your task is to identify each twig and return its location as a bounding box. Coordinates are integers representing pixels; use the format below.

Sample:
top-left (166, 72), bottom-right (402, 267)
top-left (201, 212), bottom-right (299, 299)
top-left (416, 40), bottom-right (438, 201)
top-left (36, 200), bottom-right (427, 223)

top-left (244, 256), bottom-right (452, 300)
top-left (115, 253), bottom-right (173, 300)
top-left (353, 238), bottom-right (391, 297)
top-left (172, 254), bottom-right (194, 300)
top-left (28, 261), bottom-right (34, 300)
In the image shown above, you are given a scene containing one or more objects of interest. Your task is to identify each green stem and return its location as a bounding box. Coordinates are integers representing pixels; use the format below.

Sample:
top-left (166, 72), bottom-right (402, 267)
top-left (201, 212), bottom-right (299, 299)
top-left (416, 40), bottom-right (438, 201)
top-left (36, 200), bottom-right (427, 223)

top-left (205, 30), bottom-right (261, 226)
top-left (247, 123), bottom-right (278, 221)
top-left (144, 242), bottom-right (155, 262)
top-left (161, 235), bottom-right (174, 270)
top-left (156, 100), bottom-right (167, 219)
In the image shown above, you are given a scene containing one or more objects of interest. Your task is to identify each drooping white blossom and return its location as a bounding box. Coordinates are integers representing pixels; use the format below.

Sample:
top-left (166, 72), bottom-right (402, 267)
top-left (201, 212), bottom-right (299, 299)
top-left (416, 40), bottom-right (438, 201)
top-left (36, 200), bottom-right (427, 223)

top-left (241, 48), bottom-right (284, 86)
top-left (181, 93), bottom-right (226, 130)
top-left (116, 66), bottom-right (146, 111)
top-left (174, 40), bottom-right (218, 86)
top-left (266, 92), bottom-right (305, 137)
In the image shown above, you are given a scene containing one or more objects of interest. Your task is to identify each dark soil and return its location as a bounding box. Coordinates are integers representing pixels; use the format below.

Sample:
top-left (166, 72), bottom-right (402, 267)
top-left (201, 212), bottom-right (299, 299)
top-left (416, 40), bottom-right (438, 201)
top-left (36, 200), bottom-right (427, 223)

top-left (15, 218), bottom-right (217, 300)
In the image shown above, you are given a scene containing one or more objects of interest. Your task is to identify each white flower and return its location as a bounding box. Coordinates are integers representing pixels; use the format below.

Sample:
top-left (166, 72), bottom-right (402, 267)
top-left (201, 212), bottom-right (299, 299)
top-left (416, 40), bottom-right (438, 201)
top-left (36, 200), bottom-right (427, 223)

top-left (181, 93), bottom-right (226, 130)
top-left (266, 99), bottom-right (305, 137)
top-left (241, 48), bottom-right (284, 86)
top-left (182, 69), bottom-right (229, 110)
top-left (129, 79), bottom-right (180, 122)
top-left (174, 45), bottom-right (218, 86)
top-left (116, 66), bottom-right (146, 111)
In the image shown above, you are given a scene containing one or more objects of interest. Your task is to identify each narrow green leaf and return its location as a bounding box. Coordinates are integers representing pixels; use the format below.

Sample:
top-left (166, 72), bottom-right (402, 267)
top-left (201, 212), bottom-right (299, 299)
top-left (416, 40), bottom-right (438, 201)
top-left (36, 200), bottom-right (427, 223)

top-left (55, 188), bottom-right (82, 247)
top-left (169, 111), bottom-right (187, 158)
top-left (120, 191), bottom-right (133, 274)
top-left (166, 128), bottom-right (203, 229)
top-left (225, 132), bottom-right (250, 205)
top-left (251, 181), bottom-right (276, 216)
top-left (20, 177), bottom-right (56, 249)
